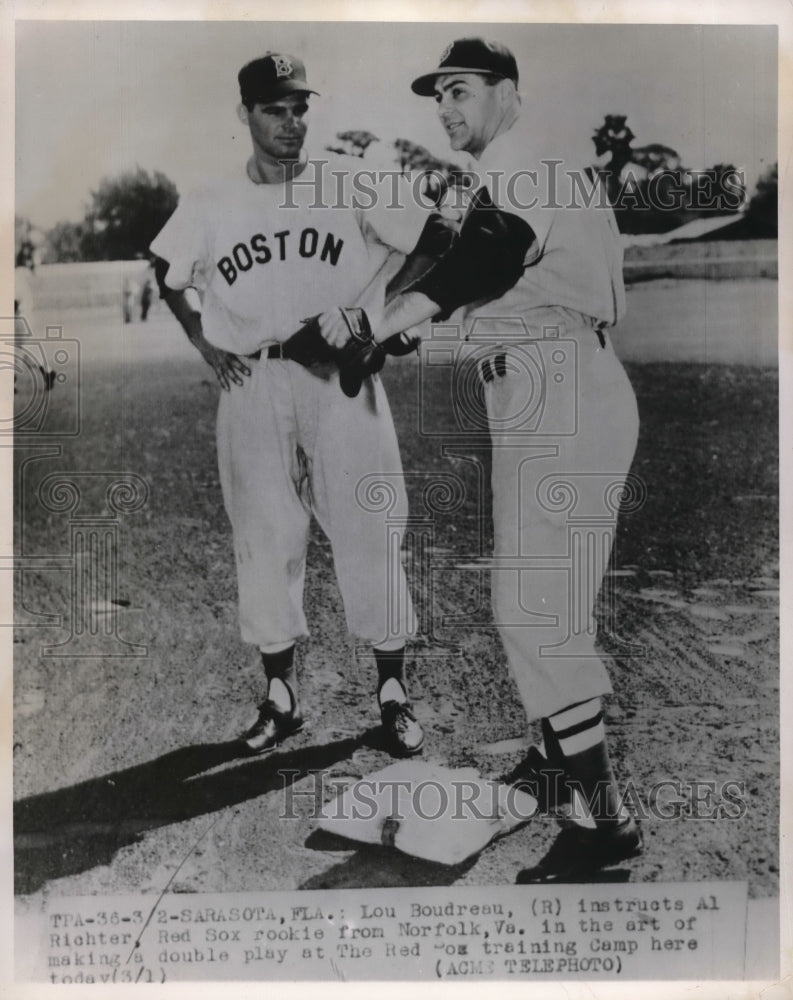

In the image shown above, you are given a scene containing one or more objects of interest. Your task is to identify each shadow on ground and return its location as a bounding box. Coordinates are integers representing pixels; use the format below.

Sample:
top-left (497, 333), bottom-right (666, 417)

top-left (300, 829), bottom-right (478, 889)
top-left (14, 735), bottom-right (363, 894)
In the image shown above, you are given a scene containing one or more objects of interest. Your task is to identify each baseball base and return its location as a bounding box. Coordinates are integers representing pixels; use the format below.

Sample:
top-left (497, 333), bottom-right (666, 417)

top-left (317, 760), bottom-right (539, 865)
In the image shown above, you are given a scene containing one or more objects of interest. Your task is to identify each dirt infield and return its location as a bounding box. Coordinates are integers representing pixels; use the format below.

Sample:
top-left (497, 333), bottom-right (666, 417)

top-left (13, 278), bottom-right (779, 905)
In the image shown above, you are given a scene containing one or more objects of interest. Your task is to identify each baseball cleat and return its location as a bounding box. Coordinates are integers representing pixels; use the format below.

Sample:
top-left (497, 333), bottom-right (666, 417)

top-left (239, 700), bottom-right (304, 755)
top-left (380, 700), bottom-right (424, 757)
top-left (501, 745), bottom-right (571, 815)
top-left (515, 815), bottom-right (643, 883)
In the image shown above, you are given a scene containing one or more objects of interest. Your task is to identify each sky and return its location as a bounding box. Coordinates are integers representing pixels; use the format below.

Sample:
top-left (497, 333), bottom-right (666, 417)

top-left (15, 20), bottom-right (778, 232)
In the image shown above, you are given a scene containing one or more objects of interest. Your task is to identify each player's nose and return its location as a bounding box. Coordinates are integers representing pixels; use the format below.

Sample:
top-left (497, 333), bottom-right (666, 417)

top-left (436, 91), bottom-right (456, 113)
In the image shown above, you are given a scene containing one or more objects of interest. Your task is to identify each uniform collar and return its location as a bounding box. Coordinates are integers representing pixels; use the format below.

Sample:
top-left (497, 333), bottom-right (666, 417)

top-left (245, 149), bottom-right (309, 185)
top-left (475, 112), bottom-right (526, 170)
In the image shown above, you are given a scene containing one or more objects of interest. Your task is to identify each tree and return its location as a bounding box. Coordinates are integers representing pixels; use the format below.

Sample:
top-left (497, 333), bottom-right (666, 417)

top-left (590, 115), bottom-right (638, 205)
top-left (325, 130), bottom-right (379, 158)
top-left (391, 139), bottom-right (475, 206)
top-left (703, 163), bottom-right (745, 214)
top-left (745, 162), bottom-right (777, 236)
top-left (42, 220), bottom-right (86, 263)
top-left (591, 116), bottom-right (681, 202)
top-left (590, 115), bottom-right (693, 234)
top-left (679, 161), bottom-right (777, 242)
top-left (15, 216), bottom-right (38, 268)
top-left (680, 163), bottom-right (745, 218)
top-left (82, 167), bottom-right (179, 260)
top-left (394, 138), bottom-right (445, 175)
top-left (338, 130), bottom-right (379, 157)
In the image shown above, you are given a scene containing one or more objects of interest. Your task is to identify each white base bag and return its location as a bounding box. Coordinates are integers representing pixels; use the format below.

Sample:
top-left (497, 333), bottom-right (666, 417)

top-left (316, 760), bottom-right (538, 865)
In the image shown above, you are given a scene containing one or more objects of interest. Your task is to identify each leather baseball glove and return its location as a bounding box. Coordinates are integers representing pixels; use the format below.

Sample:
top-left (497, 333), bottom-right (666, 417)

top-left (280, 308), bottom-right (385, 399)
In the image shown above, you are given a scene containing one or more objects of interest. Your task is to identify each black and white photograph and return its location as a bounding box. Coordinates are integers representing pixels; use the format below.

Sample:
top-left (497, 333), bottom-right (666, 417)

top-left (7, 6), bottom-right (787, 989)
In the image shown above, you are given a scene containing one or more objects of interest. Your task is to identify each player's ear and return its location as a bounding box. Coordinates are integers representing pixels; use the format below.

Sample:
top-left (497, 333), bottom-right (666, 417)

top-left (237, 103), bottom-right (250, 125)
top-left (496, 77), bottom-right (516, 110)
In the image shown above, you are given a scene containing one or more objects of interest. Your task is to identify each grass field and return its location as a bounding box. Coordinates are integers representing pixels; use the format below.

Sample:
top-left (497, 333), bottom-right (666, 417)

top-left (623, 238), bottom-right (777, 283)
top-left (12, 277), bottom-right (779, 907)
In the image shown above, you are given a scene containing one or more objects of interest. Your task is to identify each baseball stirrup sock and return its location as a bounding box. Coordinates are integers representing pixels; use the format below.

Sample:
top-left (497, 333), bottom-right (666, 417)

top-left (547, 698), bottom-right (627, 826)
top-left (261, 645), bottom-right (298, 714)
top-left (374, 645), bottom-right (407, 706)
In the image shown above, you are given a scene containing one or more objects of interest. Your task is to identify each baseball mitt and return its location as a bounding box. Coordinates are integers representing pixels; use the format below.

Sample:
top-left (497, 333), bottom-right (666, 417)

top-left (281, 309), bottom-right (385, 398)
top-left (335, 307), bottom-right (386, 398)
top-left (408, 188), bottom-right (537, 319)
top-left (277, 210), bottom-right (460, 385)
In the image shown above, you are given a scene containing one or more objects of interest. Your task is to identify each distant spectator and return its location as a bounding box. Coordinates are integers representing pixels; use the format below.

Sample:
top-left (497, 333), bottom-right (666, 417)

top-left (16, 239), bottom-right (36, 272)
top-left (15, 252), bottom-right (54, 391)
top-left (140, 278), bottom-right (153, 322)
top-left (122, 278), bottom-right (134, 324)
top-left (14, 261), bottom-right (36, 339)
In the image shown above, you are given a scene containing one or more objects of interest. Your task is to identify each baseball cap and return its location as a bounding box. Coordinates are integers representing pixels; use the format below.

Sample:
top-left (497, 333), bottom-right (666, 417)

top-left (238, 52), bottom-right (319, 105)
top-left (411, 38), bottom-right (518, 96)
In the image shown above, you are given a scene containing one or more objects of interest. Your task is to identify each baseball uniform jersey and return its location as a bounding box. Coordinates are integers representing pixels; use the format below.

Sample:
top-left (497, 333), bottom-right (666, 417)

top-left (151, 156), bottom-right (426, 651)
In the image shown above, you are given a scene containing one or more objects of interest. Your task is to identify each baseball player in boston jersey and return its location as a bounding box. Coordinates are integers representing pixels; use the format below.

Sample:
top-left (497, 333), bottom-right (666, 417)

top-left (150, 53), bottom-right (433, 757)
top-left (316, 38), bottom-right (644, 881)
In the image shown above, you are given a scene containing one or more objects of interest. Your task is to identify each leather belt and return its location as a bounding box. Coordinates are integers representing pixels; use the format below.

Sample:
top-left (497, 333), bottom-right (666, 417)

top-left (245, 345), bottom-right (286, 361)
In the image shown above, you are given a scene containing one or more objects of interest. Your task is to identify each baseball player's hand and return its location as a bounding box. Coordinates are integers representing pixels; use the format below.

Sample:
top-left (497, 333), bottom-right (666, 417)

top-left (333, 308), bottom-right (386, 398)
top-left (279, 311), bottom-right (385, 397)
top-left (194, 334), bottom-right (251, 391)
top-left (316, 308), bottom-right (354, 349)
top-left (316, 298), bottom-right (387, 348)
top-left (436, 201), bottom-right (465, 233)
top-left (316, 308), bottom-right (418, 358)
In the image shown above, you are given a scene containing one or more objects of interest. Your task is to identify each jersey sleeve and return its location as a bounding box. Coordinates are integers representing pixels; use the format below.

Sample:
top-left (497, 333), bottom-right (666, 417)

top-left (478, 157), bottom-right (553, 259)
top-left (357, 172), bottom-right (432, 255)
top-left (149, 192), bottom-right (211, 291)
top-left (472, 126), bottom-right (569, 259)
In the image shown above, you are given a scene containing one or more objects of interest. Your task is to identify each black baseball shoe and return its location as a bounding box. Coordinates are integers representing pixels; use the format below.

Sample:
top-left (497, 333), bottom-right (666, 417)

top-left (380, 700), bottom-right (424, 757)
top-left (501, 745), bottom-right (572, 816)
top-left (516, 815), bottom-right (643, 883)
top-left (239, 700), bottom-right (304, 756)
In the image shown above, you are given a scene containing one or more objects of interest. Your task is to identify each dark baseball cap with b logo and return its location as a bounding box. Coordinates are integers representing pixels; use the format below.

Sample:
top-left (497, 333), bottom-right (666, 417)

top-left (238, 52), bottom-right (319, 106)
top-left (411, 38), bottom-right (518, 96)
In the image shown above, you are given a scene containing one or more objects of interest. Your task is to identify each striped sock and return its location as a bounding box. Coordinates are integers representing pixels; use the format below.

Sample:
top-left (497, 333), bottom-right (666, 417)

top-left (547, 698), bottom-right (627, 826)
top-left (260, 645), bottom-right (297, 713)
top-left (374, 645), bottom-right (407, 706)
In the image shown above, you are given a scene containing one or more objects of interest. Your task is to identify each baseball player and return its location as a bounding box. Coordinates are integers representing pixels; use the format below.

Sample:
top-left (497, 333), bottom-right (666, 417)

top-left (149, 52), bottom-right (432, 758)
top-left (14, 252), bottom-right (36, 339)
top-left (316, 38), bottom-right (643, 881)
top-left (14, 246), bottom-right (56, 391)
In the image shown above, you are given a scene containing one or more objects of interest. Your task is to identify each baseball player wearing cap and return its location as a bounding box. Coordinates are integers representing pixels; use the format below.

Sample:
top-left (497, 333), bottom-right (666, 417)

top-left (317, 38), bottom-right (643, 881)
top-left (150, 52), bottom-right (429, 758)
